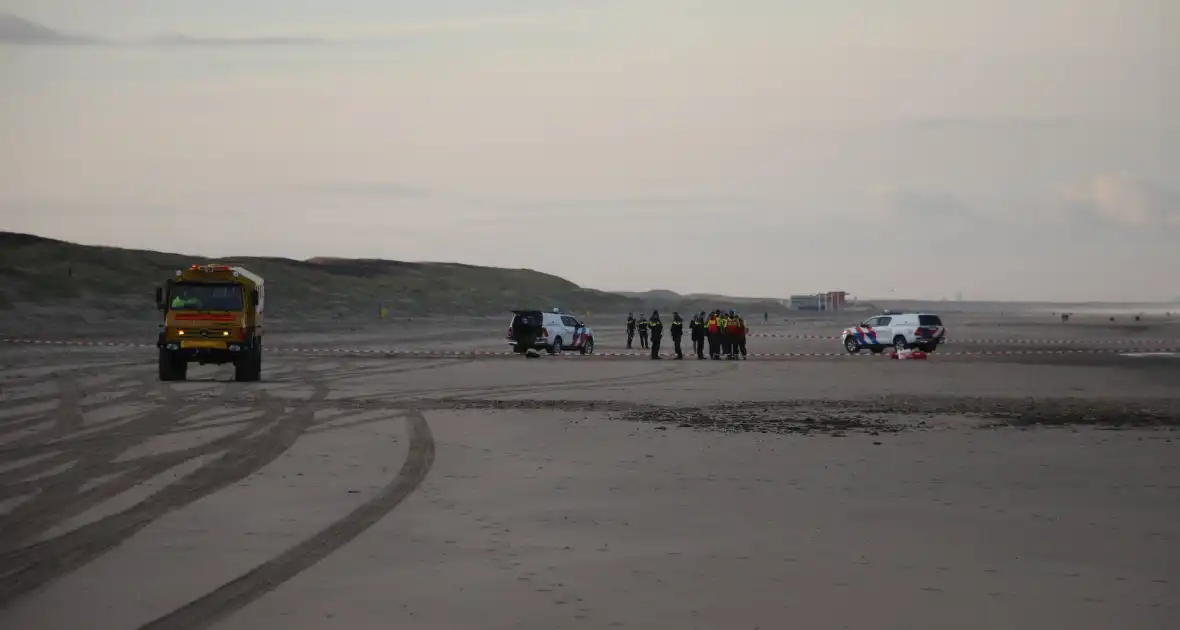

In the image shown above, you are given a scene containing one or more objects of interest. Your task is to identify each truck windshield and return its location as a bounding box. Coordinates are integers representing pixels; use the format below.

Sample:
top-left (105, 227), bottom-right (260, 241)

top-left (169, 283), bottom-right (243, 311)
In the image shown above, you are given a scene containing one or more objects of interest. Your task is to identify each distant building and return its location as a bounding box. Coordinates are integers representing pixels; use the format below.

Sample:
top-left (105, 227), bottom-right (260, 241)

top-left (790, 292), bottom-right (847, 312)
top-left (790, 294), bottom-right (823, 310)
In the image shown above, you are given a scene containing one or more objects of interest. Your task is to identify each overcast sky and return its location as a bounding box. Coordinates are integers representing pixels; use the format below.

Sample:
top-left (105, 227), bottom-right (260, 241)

top-left (2, 0), bottom-right (1177, 301)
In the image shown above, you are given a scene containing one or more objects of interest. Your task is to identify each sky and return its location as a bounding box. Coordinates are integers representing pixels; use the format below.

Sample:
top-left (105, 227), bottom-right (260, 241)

top-left (1, 0), bottom-right (1177, 302)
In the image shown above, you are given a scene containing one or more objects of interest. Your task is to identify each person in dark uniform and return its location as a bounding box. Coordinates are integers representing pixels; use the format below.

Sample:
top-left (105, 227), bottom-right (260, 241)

top-left (637, 316), bottom-right (649, 349)
top-left (625, 313), bottom-right (637, 349)
top-left (670, 312), bottom-right (684, 359)
top-left (736, 311), bottom-right (749, 359)
top-left (690, 311), bottom-right (706, 359)
top-left (648, 310), bottom-right (663, 359)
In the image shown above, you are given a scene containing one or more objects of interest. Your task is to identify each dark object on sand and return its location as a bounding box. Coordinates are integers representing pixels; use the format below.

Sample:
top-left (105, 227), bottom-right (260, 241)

top-left (511, 310), bottom-right (543, 354)
top-left (1061, 313), bottom-right (1070, 322)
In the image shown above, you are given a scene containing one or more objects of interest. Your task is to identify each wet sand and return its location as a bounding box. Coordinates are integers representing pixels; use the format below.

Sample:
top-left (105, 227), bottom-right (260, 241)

top-left (0, 314), bottom-right (1177, 629)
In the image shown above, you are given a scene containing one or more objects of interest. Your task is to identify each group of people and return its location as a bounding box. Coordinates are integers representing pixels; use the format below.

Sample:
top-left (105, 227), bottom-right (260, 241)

top-left (626, 310), bottom-right (750, 360)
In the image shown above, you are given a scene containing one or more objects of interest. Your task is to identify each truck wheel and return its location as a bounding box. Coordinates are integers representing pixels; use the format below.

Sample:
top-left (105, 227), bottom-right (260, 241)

top-left (159, 349), bottom-right (187, 381)
top-left (579, 337), bottom-right (595, 355)
top-left (249, 343), bottom-right (264, 381)
top-left (893, 336), bottom-right (909, 352)
top-left (235, 342), bottom-right (262, 382)
top-left (548, 337), bottom-right (563, 355)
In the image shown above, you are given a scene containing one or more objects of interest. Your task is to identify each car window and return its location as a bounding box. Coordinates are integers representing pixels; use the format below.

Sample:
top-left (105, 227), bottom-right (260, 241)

top-left (514, 312), bottom-right (543, 327)
top-left (861, 318), bottom-right (876, 327)
top-left (876, 317), bottom-right (892, 326)
top-left (918, 315), bottom-right (943, 326)
top-left (561, 316), bottom-right (578, 327)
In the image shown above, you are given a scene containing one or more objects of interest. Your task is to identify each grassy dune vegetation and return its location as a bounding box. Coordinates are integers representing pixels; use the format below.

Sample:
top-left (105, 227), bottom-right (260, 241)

top-left (0, 231), bottom-right (794, 321)
top-left (0, 232), bottom-right (641, 318)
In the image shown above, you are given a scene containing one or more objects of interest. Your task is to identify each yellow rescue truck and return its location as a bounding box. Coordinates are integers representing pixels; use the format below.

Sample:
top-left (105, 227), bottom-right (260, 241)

top-left (155, 264), bottom-right (265, 382)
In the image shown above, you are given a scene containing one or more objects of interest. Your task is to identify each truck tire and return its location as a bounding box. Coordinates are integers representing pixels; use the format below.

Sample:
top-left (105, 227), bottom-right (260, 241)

top-left (159, 349), bottom-right (187, 381)
top-left (547, 337), bottom-right (563, 355)
top-left (234, 341), bottom-right (262, 382)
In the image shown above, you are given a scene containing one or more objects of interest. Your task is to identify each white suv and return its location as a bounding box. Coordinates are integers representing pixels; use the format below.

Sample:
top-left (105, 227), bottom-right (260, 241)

top-left (842, 312), bottom-right (946, 354)
top-left (507, 309), bottom-right (595, 355)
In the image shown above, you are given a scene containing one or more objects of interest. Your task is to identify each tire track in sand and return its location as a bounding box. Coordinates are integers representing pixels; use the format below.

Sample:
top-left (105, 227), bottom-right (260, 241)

top-left (0, 365), bottom-right (330, 607)
top-left (135, 409), bottom-right (435, 630)
top-left (379, 360), bottom-right (725, 402)
top-left (0, 376), bottom-right (176, 549)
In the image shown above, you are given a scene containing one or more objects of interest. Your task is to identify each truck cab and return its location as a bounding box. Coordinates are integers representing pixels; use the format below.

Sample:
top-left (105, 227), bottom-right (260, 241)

top-left (155, 264), bottom-right (265, 381)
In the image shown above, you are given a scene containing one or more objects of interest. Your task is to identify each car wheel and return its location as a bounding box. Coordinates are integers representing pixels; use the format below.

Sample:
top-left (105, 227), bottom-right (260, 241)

top-left (580, 337), bottom-right (594, 355)
top-left (844, 336), bottom-right (860, 354)
top-left (920, 343), bottom-right (937, 353)
top-left (548, 337), bottom-right (563, 355)
top-left (893, 336), bottom-right (908, 352)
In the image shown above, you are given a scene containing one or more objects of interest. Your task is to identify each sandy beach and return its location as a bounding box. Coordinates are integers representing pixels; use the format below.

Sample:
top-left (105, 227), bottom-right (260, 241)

top-left (0, 313), bottom-right (1177, 629)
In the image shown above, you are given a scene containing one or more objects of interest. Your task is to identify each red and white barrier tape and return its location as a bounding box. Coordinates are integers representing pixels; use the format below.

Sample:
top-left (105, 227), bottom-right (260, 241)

top-left (3, 338), bottom-right (1177, 359)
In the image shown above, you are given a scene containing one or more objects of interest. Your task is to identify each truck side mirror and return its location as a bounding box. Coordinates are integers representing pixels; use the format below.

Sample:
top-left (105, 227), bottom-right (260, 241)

top-left (250, 289), bottom-right (260, 308)
top-left (155, 287), bottom-right (165, 311)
